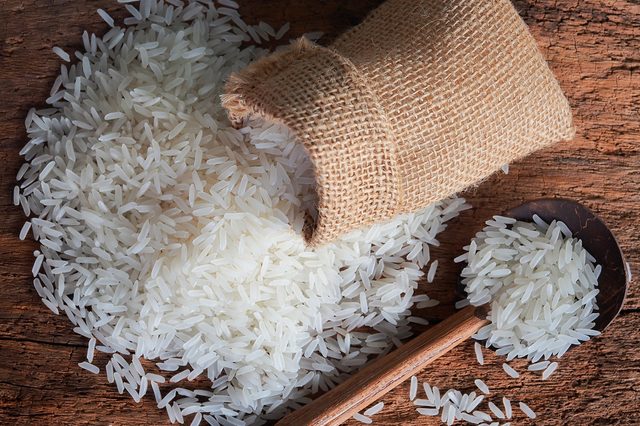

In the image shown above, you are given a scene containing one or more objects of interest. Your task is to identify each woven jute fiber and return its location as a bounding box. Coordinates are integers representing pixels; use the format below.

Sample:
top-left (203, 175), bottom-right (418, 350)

top-left (222, 0), bottom-right (575, 245)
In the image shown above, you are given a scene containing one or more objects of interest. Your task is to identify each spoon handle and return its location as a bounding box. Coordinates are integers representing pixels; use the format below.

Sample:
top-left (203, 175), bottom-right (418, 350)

top-left (276, 305), bottom-right (489, 426)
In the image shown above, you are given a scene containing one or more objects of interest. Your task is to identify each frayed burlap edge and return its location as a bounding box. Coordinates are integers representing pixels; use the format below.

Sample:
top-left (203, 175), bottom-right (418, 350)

top-left (222, 38), bottom-right (400, 246)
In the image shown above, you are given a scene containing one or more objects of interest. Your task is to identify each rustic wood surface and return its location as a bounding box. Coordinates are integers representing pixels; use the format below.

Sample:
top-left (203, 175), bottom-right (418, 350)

top-left (0, 1), bottom-right (638, 425)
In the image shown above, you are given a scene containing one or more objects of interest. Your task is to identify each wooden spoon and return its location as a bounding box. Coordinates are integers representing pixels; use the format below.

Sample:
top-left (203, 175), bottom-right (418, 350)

top-left (276, 198), bottom-right (628, 426)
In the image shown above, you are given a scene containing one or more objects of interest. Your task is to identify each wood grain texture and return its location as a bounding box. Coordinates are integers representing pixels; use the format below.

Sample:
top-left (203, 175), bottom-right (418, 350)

top-left (0, 1), bottom-right (638, 425)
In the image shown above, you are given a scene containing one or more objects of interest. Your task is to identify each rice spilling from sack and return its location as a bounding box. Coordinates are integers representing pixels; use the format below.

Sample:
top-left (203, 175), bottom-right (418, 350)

top-left (457, 215), bottom-right (601, 363)
top-left (14, 1), bottom-right (470, 424)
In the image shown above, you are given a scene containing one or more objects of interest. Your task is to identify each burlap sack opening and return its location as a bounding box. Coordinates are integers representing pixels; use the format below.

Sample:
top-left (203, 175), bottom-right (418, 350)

top-left (222, 0), bottom-right (575, 246)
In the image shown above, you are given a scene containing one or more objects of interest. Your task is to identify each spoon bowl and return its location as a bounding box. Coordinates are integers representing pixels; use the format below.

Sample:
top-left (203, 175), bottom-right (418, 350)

top-left (505, 198), bottom-right (627, 332)
top-left (456, 198), bottom-right (628, 333)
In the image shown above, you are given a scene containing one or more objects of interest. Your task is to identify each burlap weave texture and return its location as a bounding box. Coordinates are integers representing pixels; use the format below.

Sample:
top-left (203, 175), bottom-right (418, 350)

top-left (223, 0), bottom-right (575, 245)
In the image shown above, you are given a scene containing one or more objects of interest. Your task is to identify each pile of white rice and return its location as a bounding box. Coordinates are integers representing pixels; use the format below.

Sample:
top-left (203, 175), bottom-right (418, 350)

top-left (457, 215), bottom-right (601, 363)
top-left (14, 1), bottom-right (470, 424)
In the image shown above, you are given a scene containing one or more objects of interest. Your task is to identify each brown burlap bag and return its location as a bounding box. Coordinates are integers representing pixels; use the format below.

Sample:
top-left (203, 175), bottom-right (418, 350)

top-left (222, 0), bottom-right (575, 245)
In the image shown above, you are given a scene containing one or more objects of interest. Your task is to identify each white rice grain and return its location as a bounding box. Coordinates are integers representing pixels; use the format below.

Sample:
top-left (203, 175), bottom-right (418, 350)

top-left (488, 401), bottom-right (505, 419)
top-left (474, 379), bottom-right (490, 395)
top-left (409, 375), bottom-right (418, 401)
top-left (352, 413), bottom-right (372, 424)
top-left (519, 401), bottom-right (536, 419)
top-left (52, 47), bottom-right (71, 62)
top-left (542, 362), bottom-right (559, 380)
top-left (87, 337), bottom-right (96, 363)
top-left (417, 407), bottom-right (439, 416)
top-left (19, 221), bottom-right (32, 240)
top-left (97, 8), bottom-right (115, 27)
top-left (503, 396), bottom-right (512, 418)
top-left (426, 260), bottom-right (438, 283)
top-left (364, 402), bottom-right (384, 416)
top-left (78, 361), bottom-right (100, 374)
top-left (474, 342), bottom-right (484, 365)
top-left (502, 363), bottom-right (519, 378)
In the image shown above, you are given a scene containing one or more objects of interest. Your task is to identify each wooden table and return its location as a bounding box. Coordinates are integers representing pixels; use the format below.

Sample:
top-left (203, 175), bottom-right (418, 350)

top-left (1, 1), bottom-right (638, 424)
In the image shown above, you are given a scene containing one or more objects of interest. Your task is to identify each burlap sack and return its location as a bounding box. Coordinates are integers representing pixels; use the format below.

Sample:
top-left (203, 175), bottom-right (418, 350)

top-left (222, 0), bottom-right (575, 245)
